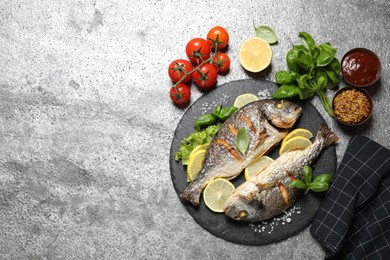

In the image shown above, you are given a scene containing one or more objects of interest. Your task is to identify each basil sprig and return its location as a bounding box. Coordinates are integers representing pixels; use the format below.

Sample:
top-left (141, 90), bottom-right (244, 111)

top-left (272, 32), bottom-right (340, 117)
top-left (289, 165), bottom-right (333, 194)
top-left (195, 104), bottom-right (238, 131)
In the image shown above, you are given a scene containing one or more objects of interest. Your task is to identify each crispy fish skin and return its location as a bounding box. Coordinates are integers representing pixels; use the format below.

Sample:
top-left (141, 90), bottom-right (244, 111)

top-left (224, 124), bottom-right (339, 222)
top-left (179, 99), bottom-right (302, 206)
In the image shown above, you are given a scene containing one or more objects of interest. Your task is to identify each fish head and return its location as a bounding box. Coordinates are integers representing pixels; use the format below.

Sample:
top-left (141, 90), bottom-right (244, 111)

top-left (224, 196), bottom-right (263, 221)
top-left (223, 183), bottom-right (264, 222)
top-left (262, 100), bottom-right (302, 129)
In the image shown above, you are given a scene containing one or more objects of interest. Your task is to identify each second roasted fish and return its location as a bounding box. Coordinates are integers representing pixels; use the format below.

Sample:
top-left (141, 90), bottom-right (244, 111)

top-left (224, 124), bottom-right (338, 222)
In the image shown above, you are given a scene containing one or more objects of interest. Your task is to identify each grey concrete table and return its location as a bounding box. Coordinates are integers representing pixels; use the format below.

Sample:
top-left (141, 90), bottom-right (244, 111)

top-left (0, 1), bottom-right (389, 259)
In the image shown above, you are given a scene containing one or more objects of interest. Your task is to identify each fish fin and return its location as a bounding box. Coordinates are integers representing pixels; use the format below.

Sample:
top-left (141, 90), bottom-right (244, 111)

top-left (277, 181), bottom-right (289, 205)
top-left (179, 180), bottom-right (203, 206)
top-left (316, 123), bottom-right (339, 147)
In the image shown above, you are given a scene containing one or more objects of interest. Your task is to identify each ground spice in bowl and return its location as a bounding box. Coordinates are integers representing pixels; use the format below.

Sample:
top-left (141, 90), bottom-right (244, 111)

top-left (333, 87), bottom-right (372, 125)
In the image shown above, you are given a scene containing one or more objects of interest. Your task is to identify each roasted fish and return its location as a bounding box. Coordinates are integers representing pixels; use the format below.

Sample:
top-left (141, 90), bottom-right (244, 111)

top-left (180, 99), bottom-right (302, 206)
top-left (224, 124), bottom-right (338, 222)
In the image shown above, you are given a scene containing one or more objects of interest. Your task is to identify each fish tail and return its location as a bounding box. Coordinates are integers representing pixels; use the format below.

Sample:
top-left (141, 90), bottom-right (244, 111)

top-left (179, 178), bottom-right (203, 206)
top-left (316, 123), bottom-right (339, 147)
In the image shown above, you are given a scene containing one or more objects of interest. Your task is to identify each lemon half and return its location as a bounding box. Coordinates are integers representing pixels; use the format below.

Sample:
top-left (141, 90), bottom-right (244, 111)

top-left (239, 37), bottom-right (273, 73)
top-left (203, 178), bottom-right (235, 213)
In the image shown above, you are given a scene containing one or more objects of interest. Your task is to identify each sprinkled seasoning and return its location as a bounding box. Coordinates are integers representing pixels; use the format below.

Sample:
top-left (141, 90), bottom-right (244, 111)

top-left (249, 205), bottom-right (302, 234)
top-left (257, 89), bottom-right (271, 100)
top-left (333, 88), bottom-right (371, 125)
top-left (199, 93), bottom-right (231, 115)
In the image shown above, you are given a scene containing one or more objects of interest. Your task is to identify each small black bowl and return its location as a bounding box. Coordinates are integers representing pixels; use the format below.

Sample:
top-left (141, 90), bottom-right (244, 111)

top-left (332, 86), bottom-right (373, 126)
top-left (341, 48), bottom-right (381, 88)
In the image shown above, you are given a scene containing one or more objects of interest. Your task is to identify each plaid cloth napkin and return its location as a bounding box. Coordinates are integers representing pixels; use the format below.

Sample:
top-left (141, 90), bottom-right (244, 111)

top-left (310, 135), bottom-right (390, 259)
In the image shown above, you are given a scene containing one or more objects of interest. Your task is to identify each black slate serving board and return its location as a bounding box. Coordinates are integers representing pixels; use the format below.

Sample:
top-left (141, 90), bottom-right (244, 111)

top-left (169, 79), bottom-right (337, 246)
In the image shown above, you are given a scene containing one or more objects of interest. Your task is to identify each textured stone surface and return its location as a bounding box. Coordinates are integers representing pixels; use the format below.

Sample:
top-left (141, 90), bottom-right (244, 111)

top-left (0, 0), bottom-right (389, 259)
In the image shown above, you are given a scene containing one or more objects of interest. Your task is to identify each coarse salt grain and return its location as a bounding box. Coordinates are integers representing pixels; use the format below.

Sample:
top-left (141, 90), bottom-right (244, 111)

top-left (258, 89), bottom-right (271, 100)
top-left (249, 205), bottom-right (302, 234)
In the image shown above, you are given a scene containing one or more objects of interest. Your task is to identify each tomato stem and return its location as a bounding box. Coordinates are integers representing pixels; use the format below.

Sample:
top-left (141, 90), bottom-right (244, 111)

top-left (172, 43), bottom-right (220, 89)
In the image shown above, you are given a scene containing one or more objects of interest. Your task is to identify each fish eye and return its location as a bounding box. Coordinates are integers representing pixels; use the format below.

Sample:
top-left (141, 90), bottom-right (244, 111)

top-left (276, 101), bottom-right (284, 109)
top-left (237, 210), bottom-right (248, 219)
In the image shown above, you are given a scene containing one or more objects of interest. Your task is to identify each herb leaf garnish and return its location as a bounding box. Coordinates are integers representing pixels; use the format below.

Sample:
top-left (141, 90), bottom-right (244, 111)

top-left (236, 127), bottom-right (249, 156)
top-left (289, 165), bottom-right (333, 194)
top-left (253, 22), bottom-right (278, 45)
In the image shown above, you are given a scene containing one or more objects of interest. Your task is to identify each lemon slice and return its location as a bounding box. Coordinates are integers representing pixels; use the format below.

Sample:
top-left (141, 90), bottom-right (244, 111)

top-left (187, 149), bottom-right (207, 182)
top-left (189, 143), bottom-right (209, 162)
top-left (279, 136), bottom-right (312, 155)
top-left (244, 156), bottom-right (274, 181)
top-left (233, 93), bottom-right (260, 108)
top-left (239, 37), bottom-right (273, 73)
top-left (282, 128), bottom-right (313, 146)
top-left (203, 178), bottom-right (235, 213)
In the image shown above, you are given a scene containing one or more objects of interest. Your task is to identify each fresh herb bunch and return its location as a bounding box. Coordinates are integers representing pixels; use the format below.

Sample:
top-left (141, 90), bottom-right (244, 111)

top-left (289, 165), bottom-right (333, 194)
top-left (272, 32), bottom-right (340, 117)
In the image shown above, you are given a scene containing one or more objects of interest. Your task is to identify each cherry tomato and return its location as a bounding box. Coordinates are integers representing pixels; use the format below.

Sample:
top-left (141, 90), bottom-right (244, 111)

top-left (185, 38), bottom-right (211, 64)
top-left (212, 52), bottom-right (231, 72)
top-left (169, 83), bottom-right (191, 105)
top-left (168, 59), bottom-right (193, 83)
top-left (193, 63), bottom-right (218, 89)
top-left (207, 26), bottom-right (229, 50)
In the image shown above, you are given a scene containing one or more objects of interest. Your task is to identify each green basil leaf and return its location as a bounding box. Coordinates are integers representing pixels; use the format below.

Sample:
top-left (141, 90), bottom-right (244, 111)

top-left (327, 58), bottom-right (341, 74)
top-left (313, 173), bottom-right (333, 184)
top-left (317, 43), bottom-right (337, 67)
top-left (309, 181), bottom-right (329, 192)
top-left (275, 70), bottom-right (296, 85)
top-left (296, 48), bottom-right (312, 71)
top-left (315, 69), bottom-right (328, 91)
top-left (323, 68), bottom-right (340, 89)
top-left (216, 106), bottom-right (238, 121)
top-left (254, 24), bottom-right (278, 44)
top-left (212, 104), bottom-right (222, 117)
top-left (297, 88), bottom-right (311, 100)
top-left (195, 114), bottom-right (216, 131)
top-left (272, 85), bottom-right (299, 99)
top-left (317, 76), bottom-right (327, 91)
top-left (236, 127), bottom-right (249, 156)
top-left (289, 179), bottom-right (308, 189)
top-left (303, 166), bottom-right (313, 185)
top-left (299, 32), bottom-right (316, 53)
top-left (311, 46), bottom-right (320, 60)
top-left (296, 74), bottom-right (310, 89)
top-left (286, 48), bottom-right (301, 73)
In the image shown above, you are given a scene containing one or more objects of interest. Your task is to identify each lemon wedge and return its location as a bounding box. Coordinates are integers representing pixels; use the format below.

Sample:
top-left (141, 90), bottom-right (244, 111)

top-left (244, 156), bottom-right (274, 181)
top-left (187, 149), bottom-right (206, 182)
top-left (203, 178), bottom-right (235, 213)
top-left (279, 136), bottom-right (312, 155)
top-left (282, 128), bottom-right (313, 146)
top-left (233, 93), bottom-right (260, 108)
top-left (239, 37), bottom-right (273, 73)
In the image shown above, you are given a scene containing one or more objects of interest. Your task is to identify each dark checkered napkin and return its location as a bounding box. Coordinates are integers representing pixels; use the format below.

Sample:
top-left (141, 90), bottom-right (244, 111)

top-left (310, 135), bottom-right (390, 259)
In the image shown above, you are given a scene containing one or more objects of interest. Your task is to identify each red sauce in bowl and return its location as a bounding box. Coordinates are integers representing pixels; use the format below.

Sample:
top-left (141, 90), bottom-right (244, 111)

top-left (341, 48), bottom-right (381, 87)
